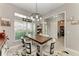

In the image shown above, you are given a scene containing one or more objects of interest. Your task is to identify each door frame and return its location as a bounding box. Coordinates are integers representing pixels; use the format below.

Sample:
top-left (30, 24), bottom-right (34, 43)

top-left (55, 11), bottom-right (66, 50)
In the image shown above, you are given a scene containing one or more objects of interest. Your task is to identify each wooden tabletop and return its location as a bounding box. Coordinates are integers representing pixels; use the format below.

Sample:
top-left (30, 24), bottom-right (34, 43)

top-left (25, 35), bottom-right (52, 44)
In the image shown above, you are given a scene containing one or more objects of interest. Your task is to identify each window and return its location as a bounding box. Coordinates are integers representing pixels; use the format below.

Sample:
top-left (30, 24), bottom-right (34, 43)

top-left (14, 21), bottom-right (36, 40)
top-left (26, 22), bottom-right (36, 37)
top-left (14, 21), bottom-right (26, 40)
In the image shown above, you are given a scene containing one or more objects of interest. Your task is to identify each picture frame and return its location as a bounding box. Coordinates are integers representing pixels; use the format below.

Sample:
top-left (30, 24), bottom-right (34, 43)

top-left (0, 17), bottom-right (11, 26)
top-left (71, 20), bottom-right (79, 25)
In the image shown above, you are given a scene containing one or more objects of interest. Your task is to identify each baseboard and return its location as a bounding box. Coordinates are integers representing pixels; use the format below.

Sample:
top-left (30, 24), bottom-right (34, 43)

top-left (65, 48), bottom-right (79, 56)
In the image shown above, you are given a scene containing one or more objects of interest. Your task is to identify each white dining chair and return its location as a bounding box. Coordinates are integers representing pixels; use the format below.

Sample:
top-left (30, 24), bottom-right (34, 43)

top-left (43, 38), bottom-right (56, 56)
top-left (23, 38), bottom-right (37, 56)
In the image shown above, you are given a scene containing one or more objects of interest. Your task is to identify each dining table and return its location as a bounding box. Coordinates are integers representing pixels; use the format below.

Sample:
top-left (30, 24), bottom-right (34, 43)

top-left (25, 34), bottom-right (52, 56)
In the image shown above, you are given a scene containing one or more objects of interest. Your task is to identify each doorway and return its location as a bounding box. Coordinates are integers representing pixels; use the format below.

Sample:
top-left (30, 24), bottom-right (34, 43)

top-left (56, 13), bottom-right (65, 51)
top-left (58, 20), bottom-right (64, 38)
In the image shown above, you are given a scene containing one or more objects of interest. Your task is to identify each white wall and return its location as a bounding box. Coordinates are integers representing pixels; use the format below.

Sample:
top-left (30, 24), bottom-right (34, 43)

top-left (46, 19), bottom-right (51, 36)
top-left (0, 3), bottom-right (30, 19)
top-left (45, 3), bottom-right (79, 52)
top-left (0, 3), bottom-right (30, 42)
top-left (46, 18), bottom-right (57, 38)
top-left (66, 4), bottom-right (79, 51)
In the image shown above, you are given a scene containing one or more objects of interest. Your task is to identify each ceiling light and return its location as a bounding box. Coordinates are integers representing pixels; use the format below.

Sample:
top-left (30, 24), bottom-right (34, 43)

top-left (14, 12), bottom-right (27, 18)
top-left (40, 17), bottom-right (42, 19)
top-left (36, 15), bottom-right (38, 19)
top-left (1, 17), bottom-right (10, 21)
top-left (27, 17), bottom-right (31, 19)
top-left (30, 2), bottom-right (42, 22)
top-left (31, 16), bottom-right (33, 19)
top-left (37, 19), bottom-right (40, 21)
top-left (31, 16), bottom-right (35, 21)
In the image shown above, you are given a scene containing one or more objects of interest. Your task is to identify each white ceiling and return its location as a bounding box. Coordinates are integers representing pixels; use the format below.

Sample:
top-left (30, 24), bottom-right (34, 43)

top-left (11, 3), bottom-right (64, 16)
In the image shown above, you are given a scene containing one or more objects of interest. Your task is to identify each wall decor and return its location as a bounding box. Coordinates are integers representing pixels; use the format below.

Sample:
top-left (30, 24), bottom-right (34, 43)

top-left (71, 20), bottom-right (79, 25)
top-left (0, 17), bottom-right (11, 26)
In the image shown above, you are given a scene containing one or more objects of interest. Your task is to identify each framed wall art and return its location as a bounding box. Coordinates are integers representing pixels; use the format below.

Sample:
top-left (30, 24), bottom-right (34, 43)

top-left (71, 20), bottom-right (79, 25)
top-left (0, 17), bottom-right (11, 27)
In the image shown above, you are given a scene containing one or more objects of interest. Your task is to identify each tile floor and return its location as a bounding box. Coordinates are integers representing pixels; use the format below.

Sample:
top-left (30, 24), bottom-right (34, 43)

top-left (4, 44), bottom-right (70, 56)
top-left (2, 37), bottom-right (77, 56)
top-left (54, 37), bottom-right (64, 51)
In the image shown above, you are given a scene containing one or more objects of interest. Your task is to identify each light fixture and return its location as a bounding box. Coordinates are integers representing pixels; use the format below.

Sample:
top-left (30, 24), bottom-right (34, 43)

top-left (30, 2), bottom-right (42, 22)
top-left (14, 12), bottom-right (27, 18)
top-left (14, 3), bottom-right (42, 22)
top-left (1, 17), bottom-right (10, 21)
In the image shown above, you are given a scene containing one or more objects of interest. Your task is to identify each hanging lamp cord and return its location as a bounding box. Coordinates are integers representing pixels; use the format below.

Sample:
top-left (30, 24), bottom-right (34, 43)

top-left (36, 0), bottom-right (38, 13)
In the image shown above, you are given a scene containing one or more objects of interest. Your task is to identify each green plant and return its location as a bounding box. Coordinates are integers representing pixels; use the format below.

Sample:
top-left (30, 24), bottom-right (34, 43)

top-left (15, 30), bottom-right (33, 40)
top-left (15, 30), bottom-right (26, 40)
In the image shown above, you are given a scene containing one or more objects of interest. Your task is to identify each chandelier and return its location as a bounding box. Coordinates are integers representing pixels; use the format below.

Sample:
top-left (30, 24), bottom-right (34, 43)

top-left (22, 3), bottom-right (42, 22)
top-left (30, 2), bottom-right (42, 22)
top-left (30, 13), bottom-right (42, 21)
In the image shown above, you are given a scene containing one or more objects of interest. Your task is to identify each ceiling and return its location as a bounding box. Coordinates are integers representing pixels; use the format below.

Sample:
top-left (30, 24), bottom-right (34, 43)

top-left (11, 3), bottom-right (64, 16)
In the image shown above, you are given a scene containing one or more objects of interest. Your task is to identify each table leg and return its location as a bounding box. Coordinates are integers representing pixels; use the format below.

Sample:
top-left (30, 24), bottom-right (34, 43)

top-left (37, 44), bottom-right (45, 56)
top-left (40, 45), bottom-right (43, 56)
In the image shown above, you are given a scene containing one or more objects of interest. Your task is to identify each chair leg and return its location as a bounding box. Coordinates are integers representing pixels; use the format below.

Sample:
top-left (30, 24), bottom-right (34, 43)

top-left (37, 45), bottom-right (40, 52)
top-left (29, 43), bottom-right (31, 54)
top-left (26, 43), bottom-right (31, 54)
top-left (23, 45), bottom-right (25, 47)
top-left (50, 43), bottom-right (54, 54)
top-left (36, 45), bottom-right (40, 56)
top-left (0, 50), bottom-right (1, 56)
